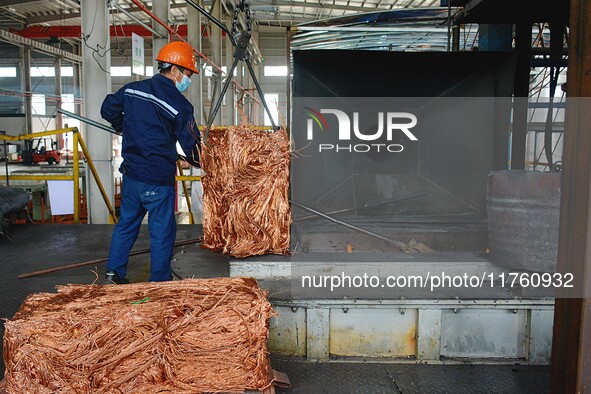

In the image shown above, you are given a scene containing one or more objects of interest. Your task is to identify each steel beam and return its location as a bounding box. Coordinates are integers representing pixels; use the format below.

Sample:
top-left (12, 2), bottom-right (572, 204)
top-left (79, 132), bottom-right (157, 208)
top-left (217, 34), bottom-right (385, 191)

top-left (294, 26), bottom-right (451, 33)
top-left (113, 3), bottom-right (164, 39)
top-left (13, 25), bottom-right (178, 39)
top-left (26, 13), bottom-right (81, 25)
top-left (250, 0), bottom-right (390, 13)
top-left (550, 0), bottom-right (591, 391)
top-left (510, 22), bottom-right (532, 170)
top-left (0, 0), bottom-right (43, 6)
top-left (25, 3), bottom-right (186, 25)
top-left (452, 23), bottom-right (460, 51)
top-left (478, 24), bottom-right (512, 51)
top-left (0, 29), bottom-right (82, 63)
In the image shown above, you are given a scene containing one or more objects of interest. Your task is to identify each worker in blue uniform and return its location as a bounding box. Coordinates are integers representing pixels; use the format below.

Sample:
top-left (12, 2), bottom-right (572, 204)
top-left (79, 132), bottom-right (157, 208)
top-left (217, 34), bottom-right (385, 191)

top-left (101, 41), bottom-right (201, 283)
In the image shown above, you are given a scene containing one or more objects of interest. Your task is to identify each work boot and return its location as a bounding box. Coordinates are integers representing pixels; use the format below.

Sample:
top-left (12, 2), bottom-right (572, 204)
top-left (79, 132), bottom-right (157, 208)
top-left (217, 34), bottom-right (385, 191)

top-left (105, 270), bottom-right (130, 285)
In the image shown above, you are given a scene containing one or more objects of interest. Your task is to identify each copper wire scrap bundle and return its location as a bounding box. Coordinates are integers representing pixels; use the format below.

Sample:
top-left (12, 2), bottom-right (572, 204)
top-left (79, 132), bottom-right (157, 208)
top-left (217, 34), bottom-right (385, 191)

top-left (201, 126), bottom-right (291, 258)
top-left (3, 278), bottom-right (276, 393)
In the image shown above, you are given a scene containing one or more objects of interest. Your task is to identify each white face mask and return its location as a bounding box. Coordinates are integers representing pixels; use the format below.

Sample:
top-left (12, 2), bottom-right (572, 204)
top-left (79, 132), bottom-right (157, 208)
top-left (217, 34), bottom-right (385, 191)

top-left (175, 73), bottom-right (192, 92)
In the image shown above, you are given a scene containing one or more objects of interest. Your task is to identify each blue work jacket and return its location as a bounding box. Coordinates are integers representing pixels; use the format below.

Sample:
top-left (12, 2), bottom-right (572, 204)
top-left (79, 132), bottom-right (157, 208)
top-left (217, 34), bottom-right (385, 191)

top-left (101, 73), bottom-right (201, 186)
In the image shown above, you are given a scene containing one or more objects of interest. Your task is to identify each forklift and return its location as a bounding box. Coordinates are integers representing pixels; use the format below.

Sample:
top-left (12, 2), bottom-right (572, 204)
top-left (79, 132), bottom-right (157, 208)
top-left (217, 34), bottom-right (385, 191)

top-left (21, 137), bottom-right (61, 165)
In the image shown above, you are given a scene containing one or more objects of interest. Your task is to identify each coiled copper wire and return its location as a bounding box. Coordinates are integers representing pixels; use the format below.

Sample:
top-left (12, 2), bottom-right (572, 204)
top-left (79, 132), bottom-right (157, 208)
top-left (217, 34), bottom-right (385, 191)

top-left (200, 126), bottom-right (291, 258)
top-left (4, 278), bottom-right (276, 393)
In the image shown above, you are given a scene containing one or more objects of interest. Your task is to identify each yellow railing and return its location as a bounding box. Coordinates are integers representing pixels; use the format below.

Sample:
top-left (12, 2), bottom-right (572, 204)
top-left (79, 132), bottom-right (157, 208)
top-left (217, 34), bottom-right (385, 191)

top-left (177, 161), bottom-right (195, 224)
top-left (0, 127), bottom-right (118, 224)
top-left (1, 127), bottom-right (203, 225)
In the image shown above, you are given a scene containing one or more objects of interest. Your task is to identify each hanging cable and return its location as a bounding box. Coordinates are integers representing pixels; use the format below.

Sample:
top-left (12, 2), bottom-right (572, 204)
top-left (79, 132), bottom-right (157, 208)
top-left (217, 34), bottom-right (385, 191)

top-left (80, 0), bottom-right (112, 74)
top-left (109, 2), bottom-right (129, 66)
top-left (543, 66), bottom-right (561, 172)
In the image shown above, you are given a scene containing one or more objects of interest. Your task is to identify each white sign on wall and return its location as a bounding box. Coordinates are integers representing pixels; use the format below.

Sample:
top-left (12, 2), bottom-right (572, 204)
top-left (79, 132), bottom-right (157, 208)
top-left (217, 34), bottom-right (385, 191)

top-left (132, 33), bottom-right (144, 76)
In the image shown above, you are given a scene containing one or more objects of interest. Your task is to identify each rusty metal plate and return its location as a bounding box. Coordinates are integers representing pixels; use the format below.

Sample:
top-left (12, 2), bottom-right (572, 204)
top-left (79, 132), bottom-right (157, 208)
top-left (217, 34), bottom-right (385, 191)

top-left (329, 308), bottom-right (417, 358)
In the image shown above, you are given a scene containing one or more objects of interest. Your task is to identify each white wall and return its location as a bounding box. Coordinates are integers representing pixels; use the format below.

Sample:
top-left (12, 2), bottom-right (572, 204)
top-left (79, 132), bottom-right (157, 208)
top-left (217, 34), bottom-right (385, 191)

top-left (0, 117), bottom-right (26, 136)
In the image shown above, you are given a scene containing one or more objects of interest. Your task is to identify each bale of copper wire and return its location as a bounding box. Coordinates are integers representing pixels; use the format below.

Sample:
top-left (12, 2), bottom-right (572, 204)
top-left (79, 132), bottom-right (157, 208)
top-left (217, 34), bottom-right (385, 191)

top-left (3, 278), bottom-right (276, 393)
top-left (201, 126), bottom-right (291, 258)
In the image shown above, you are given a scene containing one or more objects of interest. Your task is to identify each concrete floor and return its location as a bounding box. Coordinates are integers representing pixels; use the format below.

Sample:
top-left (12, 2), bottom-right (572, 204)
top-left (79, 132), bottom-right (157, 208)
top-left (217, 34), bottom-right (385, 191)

top-left (0, 224), bottom-right (551, 393)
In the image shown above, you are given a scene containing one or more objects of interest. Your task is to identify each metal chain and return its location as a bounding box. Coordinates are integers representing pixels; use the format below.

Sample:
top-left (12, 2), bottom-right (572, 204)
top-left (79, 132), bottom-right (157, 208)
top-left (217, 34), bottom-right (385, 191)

top-left (231, 3), bottom-right (240, 37)
top-left (230, 0), bottom-right (252, 37)
top-left (243, 1), bottom-right (252, 33)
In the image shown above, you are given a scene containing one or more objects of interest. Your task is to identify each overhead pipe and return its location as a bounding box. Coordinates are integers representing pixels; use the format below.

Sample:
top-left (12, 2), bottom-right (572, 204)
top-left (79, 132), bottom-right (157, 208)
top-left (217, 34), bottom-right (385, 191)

top-left (58, 108), bottom-right (118, 135)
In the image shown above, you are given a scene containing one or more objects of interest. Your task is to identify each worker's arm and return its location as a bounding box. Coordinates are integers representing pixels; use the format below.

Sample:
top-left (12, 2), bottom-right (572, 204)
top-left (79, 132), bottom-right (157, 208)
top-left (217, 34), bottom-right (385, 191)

top-left (175, 105), bottom-right (201, 167)
top-left (100, 87), bottom-right (125, 133)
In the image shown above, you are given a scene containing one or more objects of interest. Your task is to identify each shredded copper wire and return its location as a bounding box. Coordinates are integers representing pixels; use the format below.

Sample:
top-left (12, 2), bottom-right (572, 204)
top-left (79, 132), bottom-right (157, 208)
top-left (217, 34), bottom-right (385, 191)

top-left (201, 126), bottom-right (291, 258)
top-left (3, 277), bottom-right (276, 393)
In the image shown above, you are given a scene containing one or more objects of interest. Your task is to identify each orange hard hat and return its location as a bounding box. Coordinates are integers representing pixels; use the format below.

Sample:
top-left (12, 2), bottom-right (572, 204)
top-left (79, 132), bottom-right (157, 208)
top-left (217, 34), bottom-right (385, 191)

top-left (156, 41), bottom-right (199, 74)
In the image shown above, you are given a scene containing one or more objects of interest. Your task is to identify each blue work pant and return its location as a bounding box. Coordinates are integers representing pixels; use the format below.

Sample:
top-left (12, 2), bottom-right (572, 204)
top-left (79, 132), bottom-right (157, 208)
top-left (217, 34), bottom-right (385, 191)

top-left (107, 176), bottom-right (176, 282)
